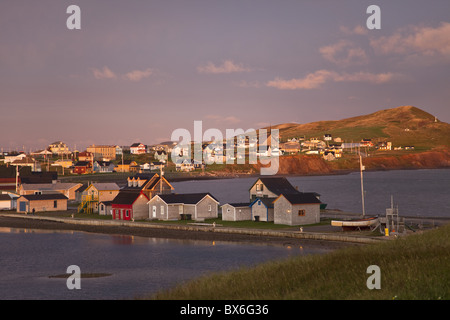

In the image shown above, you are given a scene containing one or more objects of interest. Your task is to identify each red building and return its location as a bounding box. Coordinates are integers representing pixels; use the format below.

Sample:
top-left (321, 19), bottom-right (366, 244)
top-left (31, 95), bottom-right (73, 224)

top-left (72, 161), bottom-right (92, 174)
top-left (111, 191), bottom-right (149, 221)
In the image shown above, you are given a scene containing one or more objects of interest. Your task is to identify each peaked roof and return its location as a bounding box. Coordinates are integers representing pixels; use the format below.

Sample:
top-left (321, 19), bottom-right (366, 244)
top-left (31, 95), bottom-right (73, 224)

top-left (20, 183), bottom-right (82, 191)
top-left (0, 194), bottom-right (12, 201)
top-left (155, 193), bottom-right (219, 205)
top-left (275, 193), bottom-right (321, 205)
top-left (124, 173), bottom-right (174, 191)
top-left (111, 191), bottom-right (148, 205)
top-left (19, 194), bottom-right (68, 201)
top-left (250, 197), bottom-right (277, 208)
top-left (87, 183), bottom-right (120, 191)
top-left (222, 202), bottom-right (251, 207)
top-left (250, 177), bottom-right (300, 195)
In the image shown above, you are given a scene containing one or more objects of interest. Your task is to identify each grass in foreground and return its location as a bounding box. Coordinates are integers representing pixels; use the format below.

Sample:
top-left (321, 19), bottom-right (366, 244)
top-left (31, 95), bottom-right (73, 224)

top-left (148, 224), bottom-right (450, 300)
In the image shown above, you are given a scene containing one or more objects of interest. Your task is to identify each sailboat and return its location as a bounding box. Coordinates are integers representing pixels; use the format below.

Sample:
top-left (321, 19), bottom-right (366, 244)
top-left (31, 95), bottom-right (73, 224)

top-left (331, 153), bottom-right (379, 230)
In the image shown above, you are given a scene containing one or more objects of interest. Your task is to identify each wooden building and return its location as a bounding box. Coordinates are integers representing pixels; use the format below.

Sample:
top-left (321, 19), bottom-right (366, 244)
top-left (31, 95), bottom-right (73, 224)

top-left (16, 194), bottom-right (68, 213)
top-left (273, 193), bottom-right (321, 226)
top-left (111, 191), bottom-right (149, 221)
top-left (148, 193), bottom-right (219, 221)
top-left (221, 203), bottom-right (251, 221)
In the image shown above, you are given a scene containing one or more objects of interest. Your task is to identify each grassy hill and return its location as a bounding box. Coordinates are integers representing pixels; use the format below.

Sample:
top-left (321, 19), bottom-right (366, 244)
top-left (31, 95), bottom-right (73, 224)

top-left (269, 106), bottom-right (450, 150)
top-left (150, 224), bottom-right (450, 300)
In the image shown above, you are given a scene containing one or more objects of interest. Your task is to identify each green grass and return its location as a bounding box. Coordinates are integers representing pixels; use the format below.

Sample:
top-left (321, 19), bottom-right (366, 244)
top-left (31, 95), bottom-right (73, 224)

top-left (148, 224), bottom-right (450, 300)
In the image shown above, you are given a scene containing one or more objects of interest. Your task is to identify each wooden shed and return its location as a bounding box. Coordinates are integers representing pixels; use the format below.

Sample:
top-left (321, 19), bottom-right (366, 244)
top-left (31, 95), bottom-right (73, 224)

top-left (221, 203), bottom-right (251, 221)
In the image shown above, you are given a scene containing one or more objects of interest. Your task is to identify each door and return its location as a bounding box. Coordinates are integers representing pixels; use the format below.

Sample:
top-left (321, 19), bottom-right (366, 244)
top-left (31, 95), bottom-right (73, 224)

top-left (19, 201), bottom-right (27, 212)
top-left (152, 206), bottom-right (157, 218)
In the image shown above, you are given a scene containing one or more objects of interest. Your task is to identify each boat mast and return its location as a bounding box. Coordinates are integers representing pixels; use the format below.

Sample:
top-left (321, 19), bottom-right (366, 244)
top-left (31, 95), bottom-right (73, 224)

top-left (360, 153), bottom-right (366, 217)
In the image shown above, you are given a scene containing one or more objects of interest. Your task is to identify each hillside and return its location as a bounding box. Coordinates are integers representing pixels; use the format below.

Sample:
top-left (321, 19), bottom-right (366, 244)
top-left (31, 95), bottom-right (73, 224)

top-left (201, 106), bottom-right (450, 176)
top-left (269, 106), bottom-right (450, 150)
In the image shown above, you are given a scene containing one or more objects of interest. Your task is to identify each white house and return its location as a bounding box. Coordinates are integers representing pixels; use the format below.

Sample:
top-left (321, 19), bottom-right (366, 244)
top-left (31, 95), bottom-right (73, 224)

top-left (148, 193), bottom-right (219, 221)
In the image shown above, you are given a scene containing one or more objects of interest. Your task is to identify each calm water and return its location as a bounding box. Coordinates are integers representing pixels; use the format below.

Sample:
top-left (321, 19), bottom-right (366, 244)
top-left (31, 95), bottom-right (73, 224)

top-left (0, 228), bottom-right (326, 300)
top-left (172, 168), bottom-right (450, 217)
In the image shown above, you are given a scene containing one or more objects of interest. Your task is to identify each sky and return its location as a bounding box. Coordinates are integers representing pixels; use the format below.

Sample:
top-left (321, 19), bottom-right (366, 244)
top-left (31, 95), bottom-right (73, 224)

top-left (1, 0), bottom-right (449, 151)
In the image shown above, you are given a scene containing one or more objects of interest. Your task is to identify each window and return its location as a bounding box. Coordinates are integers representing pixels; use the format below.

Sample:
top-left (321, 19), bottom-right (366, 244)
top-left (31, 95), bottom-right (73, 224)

top-left (298, 209), bottom-right (305, 216)
top-left (161, 205), bottom-right (165, 215)
top-left (208, 205), bottom-right (212, 212)
top-left (126, 210), bottom-right (130, 218)
top-left (256, 184), bottom-right (264, 191)
top-left (53, 201), bottom-right (57, 208)
top-left (34, 191), bottom-right (42, 195)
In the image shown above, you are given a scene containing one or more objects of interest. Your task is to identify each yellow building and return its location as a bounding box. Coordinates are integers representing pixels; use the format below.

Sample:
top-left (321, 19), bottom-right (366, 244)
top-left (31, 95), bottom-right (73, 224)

top-left (86, 145), bottom-right (117, 161)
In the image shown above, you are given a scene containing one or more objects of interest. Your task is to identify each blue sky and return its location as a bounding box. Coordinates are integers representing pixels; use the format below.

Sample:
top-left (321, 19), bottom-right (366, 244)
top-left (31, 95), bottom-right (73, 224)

top-left (1, 0), bottom-right (449, 151)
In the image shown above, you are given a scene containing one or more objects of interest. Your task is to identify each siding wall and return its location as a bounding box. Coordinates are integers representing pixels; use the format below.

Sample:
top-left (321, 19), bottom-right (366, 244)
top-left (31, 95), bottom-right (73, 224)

top-left (251, 200), bottom-right (274, 222)
top-left (195, 197), bottom-right (218, 220)
top-left (17, 198), bottom-right (67, 213)
top-left (249, 179), bottom-right (278, 200)
top-left (222, 204), bottom-right (251, 221)
top-left (274, 196), bottom-right (320, 226)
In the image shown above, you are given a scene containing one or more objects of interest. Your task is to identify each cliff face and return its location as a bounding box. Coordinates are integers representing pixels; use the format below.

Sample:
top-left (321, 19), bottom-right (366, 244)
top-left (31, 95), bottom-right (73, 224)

top-left (256, 150), bottom-right (450, 176)
top-left (362, 149), bottom-right (450, 170)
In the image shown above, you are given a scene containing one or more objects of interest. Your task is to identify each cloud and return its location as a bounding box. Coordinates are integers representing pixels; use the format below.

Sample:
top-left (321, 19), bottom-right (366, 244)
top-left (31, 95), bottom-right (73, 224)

top-left (266, 70), bottom-right (335, 90)
top-left (197, 60), bottom-right (251, 74)
top-left (340, 25), bottom-right (368, 36)
top-left (370, 22), bottom-right (450, 57)
top-left (319, 40), bottom-right (368, 66)
top-left (92, 66), bottom-right (117, 80)
top-left (266, 70), bottom-right (397, 90)
top-left (123, 68), bottom-right (153, 82)
top-left (92, 66), bottom-right (154, 82)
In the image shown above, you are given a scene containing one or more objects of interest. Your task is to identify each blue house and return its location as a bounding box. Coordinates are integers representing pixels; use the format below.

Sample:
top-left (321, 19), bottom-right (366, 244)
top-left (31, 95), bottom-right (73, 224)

top-left (249, 197), bottom-right (275, 222)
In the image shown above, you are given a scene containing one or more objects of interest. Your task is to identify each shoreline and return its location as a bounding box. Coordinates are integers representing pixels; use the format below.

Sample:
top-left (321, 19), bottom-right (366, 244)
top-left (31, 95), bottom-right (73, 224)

top-left (0, 214), bottom-right (375, 249)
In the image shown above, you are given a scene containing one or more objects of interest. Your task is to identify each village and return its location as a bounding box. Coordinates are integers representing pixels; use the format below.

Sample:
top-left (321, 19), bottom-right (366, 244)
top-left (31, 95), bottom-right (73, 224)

top-left (0, 133), bottom-right (412, 232)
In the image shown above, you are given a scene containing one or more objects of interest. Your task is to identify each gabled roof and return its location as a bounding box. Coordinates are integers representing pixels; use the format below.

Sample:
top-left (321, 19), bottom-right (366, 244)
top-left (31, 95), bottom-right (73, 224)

top-left (124, 173), bottom-right (174, 191)
top-left (20, 183), bottom-right (82, 191)
top-left (0, 194), bottom-right (11, 201)
top-left (274, 193), bottom-right (321, 205)
top-left (111, 191), bottom-right (148, 205)
top-left (250, 197), bottom-right (276, 208)
top-left (222, 202), bottom-right (250, 208)
top-left (130, 143), bottom-right (145, 147)
top-left (153, 193), bottom-right (219, 205)
top-left (87, 183), bottom-right (120, 191)
top-left (19, 194), bottom-right (68, 201)
top-left (250, 177), bottom-right (300, 196)
top-left (73, 161), bottom-right (91, 167)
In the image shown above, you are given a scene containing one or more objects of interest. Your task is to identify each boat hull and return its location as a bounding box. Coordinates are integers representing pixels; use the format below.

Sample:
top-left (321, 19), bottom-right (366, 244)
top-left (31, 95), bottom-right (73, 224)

top-left (331, 217), bottom-right (379, 230)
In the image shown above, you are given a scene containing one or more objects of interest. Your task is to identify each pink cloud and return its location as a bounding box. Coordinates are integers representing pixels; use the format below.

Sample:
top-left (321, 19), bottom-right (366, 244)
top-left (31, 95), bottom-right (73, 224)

top-left (319, 40), bottom-right (368, 66)
top-left (370, 22), bottom-right (450, 57)
top-left (266, 70), bottom-right (397, 90)
top-left (92, 66), bottom-right (117, 80)
top-left (124, 68), bottom-right (153, 82)
top-left (197, 60), bottom-right (251, 74)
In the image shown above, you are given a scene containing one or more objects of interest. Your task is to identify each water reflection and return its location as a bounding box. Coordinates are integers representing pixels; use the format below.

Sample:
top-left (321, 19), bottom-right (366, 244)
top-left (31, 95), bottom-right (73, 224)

top-left (0, 227), bottom-right (77, 235)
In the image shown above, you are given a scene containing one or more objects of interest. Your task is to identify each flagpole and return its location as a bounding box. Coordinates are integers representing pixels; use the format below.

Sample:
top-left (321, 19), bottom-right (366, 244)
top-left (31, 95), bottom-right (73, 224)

top-left (360, 153), bottom-right (366, 217)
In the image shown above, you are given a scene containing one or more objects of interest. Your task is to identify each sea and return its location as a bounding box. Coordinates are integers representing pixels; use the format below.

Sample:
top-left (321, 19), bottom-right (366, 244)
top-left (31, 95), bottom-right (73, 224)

top-left (172, 168), bottom-right (450, 218)
top-left (0, 168), bottom-right (448, 300)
